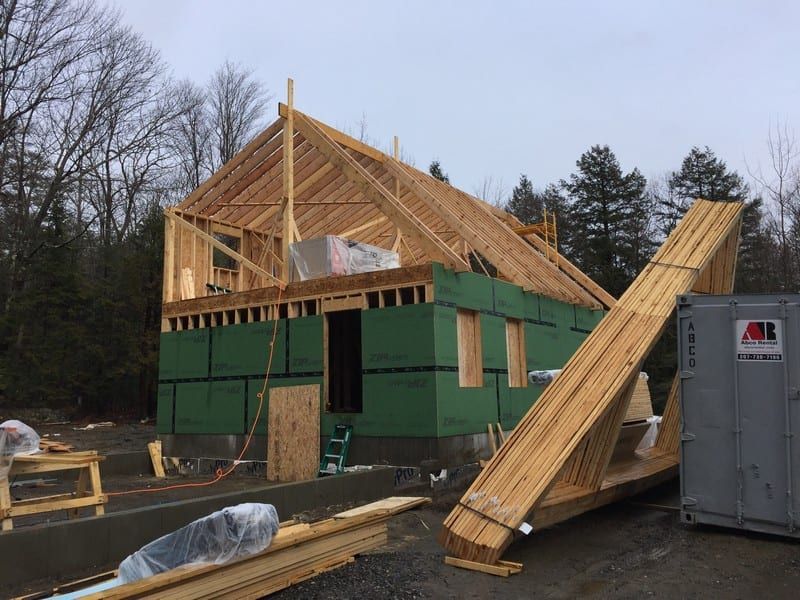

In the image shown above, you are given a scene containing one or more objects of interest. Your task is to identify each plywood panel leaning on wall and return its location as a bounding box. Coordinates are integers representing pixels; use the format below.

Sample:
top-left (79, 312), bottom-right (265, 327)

top-left (267, 384), bottom-right (320, 481)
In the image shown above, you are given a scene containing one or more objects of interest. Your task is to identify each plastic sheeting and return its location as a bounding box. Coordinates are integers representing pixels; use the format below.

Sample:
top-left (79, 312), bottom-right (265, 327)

top-left (529, 370), bottom-right (649, 386)
top-left (527, 369), bottom-right (562, 386)
top-left (289, 235), bottom-right (400, 282)
top-left (118, 503), bottom-right (280, 584)
top-left (0, 420), bottom-right (41, 481)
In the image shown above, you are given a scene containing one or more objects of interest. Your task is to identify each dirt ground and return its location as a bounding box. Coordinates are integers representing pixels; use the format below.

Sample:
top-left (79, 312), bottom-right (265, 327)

top-left (28, 419), bottom-right (156, 454)
top-left (276, 481), bottom-right (800, 600)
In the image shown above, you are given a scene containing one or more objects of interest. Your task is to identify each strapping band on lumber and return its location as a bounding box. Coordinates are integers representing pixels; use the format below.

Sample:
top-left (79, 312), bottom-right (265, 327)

top-left (439, 199), bottom-right (743, 565)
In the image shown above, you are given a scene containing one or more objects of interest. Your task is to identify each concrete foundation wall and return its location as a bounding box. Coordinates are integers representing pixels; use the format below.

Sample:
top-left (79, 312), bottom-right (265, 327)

top-left (162, 431), bottom-right (496, 470)
top-left (1, 467), bottom-right (393, 590)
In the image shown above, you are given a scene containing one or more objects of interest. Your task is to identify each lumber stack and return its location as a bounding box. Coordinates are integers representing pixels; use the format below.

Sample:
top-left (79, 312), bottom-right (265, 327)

top-left (440, 199), bottom-right (743, 566)
top-left (81, 496), bottom-right (429, 599)
top-left (623, 373), bottom-right (653, 424)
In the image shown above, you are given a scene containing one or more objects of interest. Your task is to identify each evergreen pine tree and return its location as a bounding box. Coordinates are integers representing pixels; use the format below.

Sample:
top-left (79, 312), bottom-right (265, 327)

top-left (658, 146), bottom-right (748, 235)
top-left (562, 145), bottom-right (651, 297)
top-left (506, 174), bottom-right (539, 224)
top-left (428, 160), bottom-right (450, 183)
top-left (735, 197), bottom-right (780, 293)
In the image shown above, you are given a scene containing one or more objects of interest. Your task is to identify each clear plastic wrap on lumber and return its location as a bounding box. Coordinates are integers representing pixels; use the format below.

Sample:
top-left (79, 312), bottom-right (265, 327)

top-left (439, 199), bottom-right (743, 566)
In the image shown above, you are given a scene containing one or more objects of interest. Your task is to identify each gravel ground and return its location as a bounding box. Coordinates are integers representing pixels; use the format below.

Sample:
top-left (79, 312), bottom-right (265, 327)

top-left (276, 481), bottom-right (800, 600)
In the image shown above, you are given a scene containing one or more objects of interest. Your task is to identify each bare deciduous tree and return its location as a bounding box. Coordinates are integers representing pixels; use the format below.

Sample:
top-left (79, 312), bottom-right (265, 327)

top-left (207, 60), bottom-right (270, 168)
top-left (748, 120), bottom-right (800, 290)
top-left (473, 175), bottom-right (506, 207)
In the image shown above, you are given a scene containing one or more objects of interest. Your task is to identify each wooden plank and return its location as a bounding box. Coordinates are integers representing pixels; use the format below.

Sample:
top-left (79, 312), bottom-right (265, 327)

top-left (487, 424), bottom-right (497, 455)
top-left (322, 296), bottom-right (364, 313)
top-left (340, 216), bottom-right (389, 239)
top-left (165, 210), bottom-right (286, 290)
top-left (148, 441), bottom-right (166, 478)
top-left (281, 79), bottom-right (295, 281)
top-left (163, 218), bottom-right (176, 303)
top-left (333, 496), bottom-right (430, 518)
top-left (444, 556), bottom-right (520, 577)
top-left (267, 384), bottom-right (320, 482)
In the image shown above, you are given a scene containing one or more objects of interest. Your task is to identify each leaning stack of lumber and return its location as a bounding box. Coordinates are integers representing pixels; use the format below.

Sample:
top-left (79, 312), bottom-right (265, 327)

top-left (83, 496), bottom-right (429, 599)
top-left (440, 199), bottom-right (743, 566)
top-left (623, 373), bottom-right (653, 424)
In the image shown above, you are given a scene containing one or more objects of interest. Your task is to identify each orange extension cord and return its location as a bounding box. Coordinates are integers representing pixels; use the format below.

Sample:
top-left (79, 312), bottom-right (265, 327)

top-left (107, 287), bottom-right (284, 497)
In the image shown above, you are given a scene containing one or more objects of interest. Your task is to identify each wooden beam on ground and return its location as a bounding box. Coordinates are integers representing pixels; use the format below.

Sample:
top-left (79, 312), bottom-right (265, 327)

top-left (292, 111), bottom-right (467, 271)
top-left (445, 556), bottom-right (522, 577)
top-left (165, 210), bottom-right (286, 290)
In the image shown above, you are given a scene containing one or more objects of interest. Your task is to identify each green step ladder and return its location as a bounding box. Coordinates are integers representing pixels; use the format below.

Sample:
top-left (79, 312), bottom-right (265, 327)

top-left (318, 424), bottom-right (352, 476)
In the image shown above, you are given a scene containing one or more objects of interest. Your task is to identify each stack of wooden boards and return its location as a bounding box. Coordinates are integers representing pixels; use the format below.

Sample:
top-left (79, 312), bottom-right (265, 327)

top-left (624, 373), bottom-right (653, 424)
top-left (440, 199), bottom-right (743, 568)
top-left (67, 496), bottom-right (430, 599)
top-left (39, 439), bottom-right (75, 453)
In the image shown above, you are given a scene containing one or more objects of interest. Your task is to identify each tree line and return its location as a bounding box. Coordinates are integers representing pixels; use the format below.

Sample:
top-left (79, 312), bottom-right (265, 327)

top-left (1, 1), bottom-right (796, 417)
top-left (430, 137), bottom-right (798, 403)
top-left (0, 1), bottom-right (272, 415)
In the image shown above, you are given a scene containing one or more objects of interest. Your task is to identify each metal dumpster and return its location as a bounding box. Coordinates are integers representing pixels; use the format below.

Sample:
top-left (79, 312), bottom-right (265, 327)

top-left (678, 293), bottom-right (800, 538)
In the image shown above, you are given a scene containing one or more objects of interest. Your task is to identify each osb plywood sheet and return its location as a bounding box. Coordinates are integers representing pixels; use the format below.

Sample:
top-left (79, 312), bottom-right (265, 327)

top-left (267, 384), bottom-right (320, 482)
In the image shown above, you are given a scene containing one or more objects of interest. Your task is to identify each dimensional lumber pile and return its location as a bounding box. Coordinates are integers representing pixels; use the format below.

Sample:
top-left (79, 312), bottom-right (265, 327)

top-left (75, 497), bottom-right (429, 599)
top-left (440, 199), bottom-right (743, 567)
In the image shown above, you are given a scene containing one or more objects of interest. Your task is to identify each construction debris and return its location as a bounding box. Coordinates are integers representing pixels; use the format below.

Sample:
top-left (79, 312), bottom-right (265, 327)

top-left (440, 199), bottom-right (743, 568)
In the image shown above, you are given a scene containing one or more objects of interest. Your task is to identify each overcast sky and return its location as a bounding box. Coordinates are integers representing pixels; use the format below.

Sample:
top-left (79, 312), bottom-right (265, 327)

top-left (117, 1), bottom-right (799, 201)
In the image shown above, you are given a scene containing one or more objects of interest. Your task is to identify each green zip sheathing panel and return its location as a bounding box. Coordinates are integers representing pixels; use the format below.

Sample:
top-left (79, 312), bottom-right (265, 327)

top-left (480, 313), bottom-right (508, 371)
top-left (576, 305), bottom-right (605, 331)
top-left (158, 329), bottom-right (209, 380)
top-left (493, 279), bottom-right (525, 319)
top-left (211, 320), bottom-right (286, 377)
top-left (288, 315), bottom-right (323, 373)
top-left (156, 384), bottom-right (174, 434)
top-left (174, 380), bottom-right (245, 434)
top-left (362, 304), bottom-right (437, 369)
top-left (436, 371), bottom-right (498, 437)
top-left (323, 372), bottom-right (438, 437)
top-left (156, 264), bottom-right (605, 449)
top-left (432, 263), bottom-right (494, 312)
top-left (496, 375), bottom-right (542, 430)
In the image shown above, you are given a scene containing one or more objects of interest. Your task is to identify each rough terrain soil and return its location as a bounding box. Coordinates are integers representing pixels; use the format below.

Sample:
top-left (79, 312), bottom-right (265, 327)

top-left (275, 482), bottom-right (800, 600)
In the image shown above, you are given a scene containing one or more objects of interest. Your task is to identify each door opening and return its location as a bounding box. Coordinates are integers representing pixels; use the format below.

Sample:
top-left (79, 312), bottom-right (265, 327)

top-left (326, 309), bottom-right (363, 413)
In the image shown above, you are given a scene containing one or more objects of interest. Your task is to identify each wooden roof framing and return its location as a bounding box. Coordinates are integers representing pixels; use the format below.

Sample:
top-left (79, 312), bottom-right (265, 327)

top-left (175, 99), bottom-right (612, 309)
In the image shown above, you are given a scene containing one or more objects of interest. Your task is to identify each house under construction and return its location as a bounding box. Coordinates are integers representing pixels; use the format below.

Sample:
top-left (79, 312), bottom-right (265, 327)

top-left (156, 83), bottom-right (617, 466)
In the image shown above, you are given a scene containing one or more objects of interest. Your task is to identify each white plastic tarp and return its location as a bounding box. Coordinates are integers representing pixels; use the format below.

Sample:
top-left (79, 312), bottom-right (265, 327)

top-left (118, 503), bottom-right (280, 584)
top-left (289, 235), bottom-right (399, 282)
